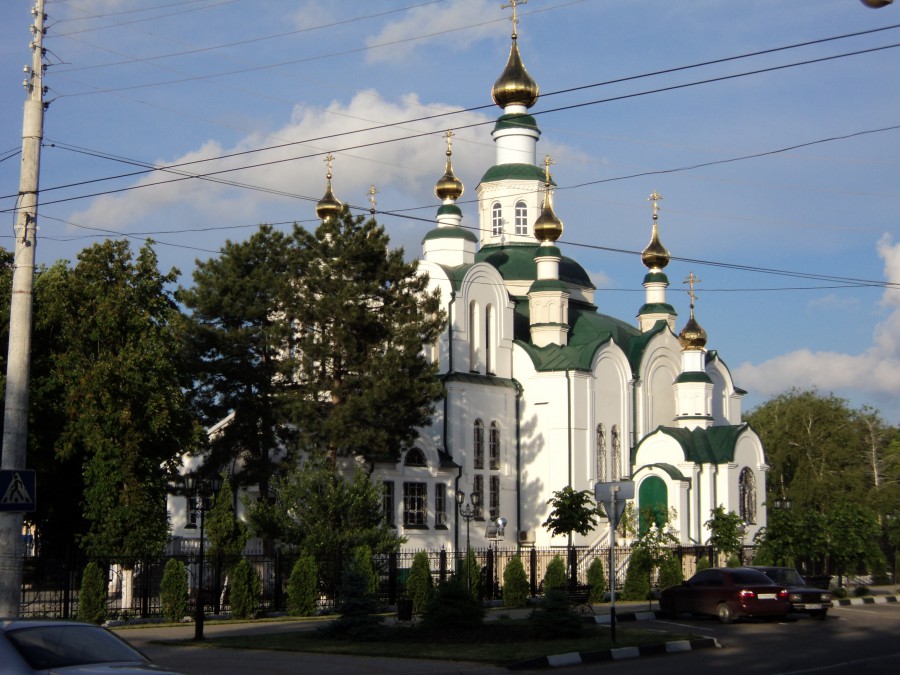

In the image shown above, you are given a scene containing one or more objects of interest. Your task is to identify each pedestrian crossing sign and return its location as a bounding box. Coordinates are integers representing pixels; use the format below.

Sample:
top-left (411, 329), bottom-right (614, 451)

top-left (0, 469), bottom-right (36, 512)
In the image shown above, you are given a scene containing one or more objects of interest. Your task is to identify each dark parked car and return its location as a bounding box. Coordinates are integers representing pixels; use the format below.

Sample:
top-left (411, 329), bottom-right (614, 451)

top-left (659, 567), bottom-right (790, 624)
top-left (0, 619), bottom-right (185, 674)
top-left (751, 566), bottom-right (833, 619)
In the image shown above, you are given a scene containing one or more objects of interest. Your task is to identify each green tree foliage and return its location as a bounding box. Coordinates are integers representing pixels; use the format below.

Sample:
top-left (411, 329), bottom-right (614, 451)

top-left (247, 454), bottom-right (402, 598)
top-left (543, 486), bottom-right (599, 585)
top-left (321, 549), bottom-right (384, 640)
top-left (282, 208), bottom-right (445, 465)
top-left (586, 557), bottom-right (607, 603)
top-left (206, 479), bottom-right (249, 570)
top-left (457, 548), bottom-right (483, 598)
top-left (704, 506), bottom-right (745, 562)
top-left (286, 555), bottom-right (318, 616)
top-left (502, 555), bottom-right (530, 608)
top-left (420, 577), bottom-right (484, 632)
top-left (657, 553), bottom-right (684, 590)
top-left (529, 588), bottom-right (583, 639)
top-left (9, 242), bottom-right (201, 558)
top-left (159, 558), bottom-right (188, 622)
top-left (406, 551), bottom-right (433, 614)
top-left (632, 509), bottom-right (679, 588)
top-left (179, 225), bottom-right (297, 499)
top-left (77, 562), bottom-right (107, 625)
top-left (229, 558), bottom-right (261, 619)
top-left (542, 555), bottom-right (567, 591)
top-left (621, 547), bottom-right (652, 601)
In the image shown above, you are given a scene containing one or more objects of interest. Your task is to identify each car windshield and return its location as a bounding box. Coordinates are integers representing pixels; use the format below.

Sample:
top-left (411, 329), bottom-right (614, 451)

top-left (6, 624), bottom-right (146, 670)
top-left (762, 568), bottom-right (805, 586)
top-left (729, 570), bottom-right (775, 585)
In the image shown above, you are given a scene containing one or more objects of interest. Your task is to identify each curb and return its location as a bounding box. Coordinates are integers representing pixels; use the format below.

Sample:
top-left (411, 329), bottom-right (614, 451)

top-left (507, 637), bottom-right (721, 670)
top-left (834, 594), bottom-right (899, 607)
top-left (590, 610), bottom-right (660, 624)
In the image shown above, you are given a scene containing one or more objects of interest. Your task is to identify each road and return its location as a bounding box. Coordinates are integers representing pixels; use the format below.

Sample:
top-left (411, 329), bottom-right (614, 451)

top-left (119, 601), bottom-right (900, 674)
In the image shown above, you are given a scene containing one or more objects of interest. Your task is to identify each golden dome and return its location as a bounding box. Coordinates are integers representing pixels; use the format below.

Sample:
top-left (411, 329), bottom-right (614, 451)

top-left (434, 132), bottom-right (464, 201)
top-left (642, 191), bottom-right (670, 269)
top-left (491, 36), bottom-right (539, 109)
top-left (534, 156), bottom-right (562, 242)
top-left (316, 154), bottom-right (342, 221)
top-left (678, 312), bottom-right (708, 350)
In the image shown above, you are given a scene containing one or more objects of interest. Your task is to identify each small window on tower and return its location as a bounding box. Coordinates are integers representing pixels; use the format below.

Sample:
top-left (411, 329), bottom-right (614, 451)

top-left (491, 202), bottom-right (503, 236)
top-left (515, 201), bottom-right (528, 235)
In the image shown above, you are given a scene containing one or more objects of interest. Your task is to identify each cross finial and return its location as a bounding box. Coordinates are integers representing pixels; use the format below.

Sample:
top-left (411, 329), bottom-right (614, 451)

top-left (444, 129), bottom-right (455, 157)
top-left (324, 153), bottom-right (334, 179)
top-left (648, 190), bottom-right (663, 221)
top-left (683, 272), bottom-right (701, 309)
top-left (501, 0), bottom-right (526, 38)
top-left (542, 154), bottom-right (555, 185)
top-left (367, 185), bottom-right (378, 214)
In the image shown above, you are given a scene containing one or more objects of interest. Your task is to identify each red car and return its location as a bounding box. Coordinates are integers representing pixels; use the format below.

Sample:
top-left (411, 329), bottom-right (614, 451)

top-left (659, 567), bottom-right (790, 624)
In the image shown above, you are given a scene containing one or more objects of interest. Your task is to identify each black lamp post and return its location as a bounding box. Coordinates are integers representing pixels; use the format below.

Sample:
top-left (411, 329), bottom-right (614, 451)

top-left (184, 472), bottom-right (223, 640)
top-left (456, 489), bottom-right (480, 595)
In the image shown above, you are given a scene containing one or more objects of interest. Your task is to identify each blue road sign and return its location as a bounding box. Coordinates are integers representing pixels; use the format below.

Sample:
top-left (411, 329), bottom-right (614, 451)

top-left (0, 469), bottom-right (36, 512)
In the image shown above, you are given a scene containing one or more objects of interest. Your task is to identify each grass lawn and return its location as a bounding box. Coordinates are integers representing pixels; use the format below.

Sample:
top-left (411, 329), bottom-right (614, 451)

top-left (189, 617), bottom-right (700, 667)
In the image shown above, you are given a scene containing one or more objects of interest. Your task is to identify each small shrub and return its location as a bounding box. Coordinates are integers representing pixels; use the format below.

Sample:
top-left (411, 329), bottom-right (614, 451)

top-left (831, 586), bottom-right (848, 599)
top-left (77, 562), bottom-right (107, 625)
top-left (542, 555), bottom-right (566, 592)
top-left (725, 554), bottom-right (742, 568)
top-left (695, 556), bottom-right (711, 571)
top-left (586, 557), bottom-right (607, 603)
top-left (621, 548), bottom-right (652, 601)
top-left (230, 558), bottom-right (261, 619)
top-left (286, 555), bottom-right (318, 616)
top-left (853, 585), bottom-right (870, 598)
top-left (502, 555), bottom-right (530, 609)
top-left (319, 552), bottom-right (383, 640)
top-left (529, 587), bottom-right (583, 639)
top-left (457, 549), bottom-right (483, 599)
top-left (406, 551), bottom-right (434, 614)
top-left (657, 553), bottom-right (684, 591)
top-left (159, 558), bottom-right (188, 622)
top-left (420, 577), bottom-right (484, 632)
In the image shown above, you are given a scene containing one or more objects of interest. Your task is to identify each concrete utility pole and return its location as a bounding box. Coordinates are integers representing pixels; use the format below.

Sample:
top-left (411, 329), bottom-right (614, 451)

top-left (0, 0), bottom-right (46, 617)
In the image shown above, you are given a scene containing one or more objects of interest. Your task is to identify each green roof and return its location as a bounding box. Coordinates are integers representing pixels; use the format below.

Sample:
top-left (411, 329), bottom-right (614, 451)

top-left (674, 371), bottom-right (712, 384)
top-left (476, 244), bottom-right (592, 288)
top-left (422, 226), bottom-right (478, 244)
top-left (494, 113), bottom-right (541, 133)
top-left (632, 424), bottom-right (750, 465)
top-left (437, 204), bottom-right (463, 216)
top-left (643, 272), bottom-right (670, 284)
top-left (479, 163), bottom-right (553, 186)
top-left (529, 278), bottom-right (569, 293)
top-left (639, 302), bottom-right (676, 316)
top-left (443, 372), bottom-right (519, 390)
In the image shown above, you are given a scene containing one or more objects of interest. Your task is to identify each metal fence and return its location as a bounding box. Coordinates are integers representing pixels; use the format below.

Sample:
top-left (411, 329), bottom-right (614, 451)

top-left (18, 544), bottom-right (730, 620)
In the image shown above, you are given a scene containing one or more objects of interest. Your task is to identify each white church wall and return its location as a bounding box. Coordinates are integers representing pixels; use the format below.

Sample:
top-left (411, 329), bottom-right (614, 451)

top-left (637, 332), bottom-right (680, 434)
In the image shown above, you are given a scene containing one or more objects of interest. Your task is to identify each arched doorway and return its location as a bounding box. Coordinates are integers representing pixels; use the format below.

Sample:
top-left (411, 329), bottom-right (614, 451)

top-left (638, 475), bottom-right (668, 536)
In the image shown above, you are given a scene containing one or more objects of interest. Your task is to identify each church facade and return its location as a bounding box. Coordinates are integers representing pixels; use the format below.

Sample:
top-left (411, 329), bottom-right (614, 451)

top-left (366, 17), bottom-right (767, 556)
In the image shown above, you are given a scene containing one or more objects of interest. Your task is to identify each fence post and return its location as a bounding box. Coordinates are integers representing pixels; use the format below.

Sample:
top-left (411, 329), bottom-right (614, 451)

top-left (439, 547), bottom-right (447, 584)
top-left (388, 551), bottom-right (398, 605)
top-left (141, 554), bottom-right (151, 618)
top-left (529, 546), bottom-right (537, 597)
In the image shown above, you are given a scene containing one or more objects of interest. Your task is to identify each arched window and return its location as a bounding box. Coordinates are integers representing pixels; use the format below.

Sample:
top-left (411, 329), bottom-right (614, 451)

top-left (489, 421), bottom-right (500, 470)
top-left (473, 419), bottom-right (485, 470)
top-left (596, 424), bottom-right (606, 483)
top-left (491, 202), bottom-right (503, 236)
top-left (404, 448), bottom-right (426, 467)
top-left (514, 200), bottom-right (528, 235)
top-left (739, 468), bottom-right (757, 525)
top-left (469, 301), bottom-right (480, 372)
top-left (485, 305), bottom-right (494, 374)
top-left (611, 425), bottom-right (621, 481)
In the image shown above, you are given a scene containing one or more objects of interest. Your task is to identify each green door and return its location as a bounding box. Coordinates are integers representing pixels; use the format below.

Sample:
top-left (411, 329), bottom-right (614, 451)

top-left (638, 476), bottom-right (668, 536)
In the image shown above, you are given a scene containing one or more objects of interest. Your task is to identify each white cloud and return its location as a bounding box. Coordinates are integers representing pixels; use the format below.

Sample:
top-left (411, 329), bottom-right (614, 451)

top-left (364, 0), bottom-right (502, 64)
top-left (734, 234), bottom-right (900, 421)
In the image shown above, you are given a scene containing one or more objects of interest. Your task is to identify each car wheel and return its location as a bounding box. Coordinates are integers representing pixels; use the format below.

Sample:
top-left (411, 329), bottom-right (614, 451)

top-left (810, 610), bottom-right (828, 620)
top-left (717, 603), bottom-right (735, 624)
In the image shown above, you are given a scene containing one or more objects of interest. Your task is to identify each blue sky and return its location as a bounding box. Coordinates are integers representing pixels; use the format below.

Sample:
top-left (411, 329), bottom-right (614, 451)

top-left (1, 0), bottom-right (899, 422)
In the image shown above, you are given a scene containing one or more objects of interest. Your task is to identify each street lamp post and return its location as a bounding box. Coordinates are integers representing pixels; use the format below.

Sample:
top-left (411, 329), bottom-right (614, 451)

top-left (184, 473), bottom-right (223, 641)
top-left (493, 516), bottom-right (507, 599)
top-left (456, 489), bottom-right (480, 595)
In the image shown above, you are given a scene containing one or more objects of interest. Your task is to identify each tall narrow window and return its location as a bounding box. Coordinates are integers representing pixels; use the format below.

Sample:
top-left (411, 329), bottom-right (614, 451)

top-left (596, 424), bottom-right (606, 483)
top-left (403, 482), bottom-right (427, 527)
top-left (491, 202), bottom-right (503, 236)
top-left (485, 305), bottom-right (494, 374)
top-left (469, 301), bottom-right (480, 372)
top-left (489, 475), bottom-right (500, 520)
top-left (611, 425), bottom-right (621, 481)
top-left (473, 419), bottom-right (485, 470)
top-left (473, 474), bottom-right (485, 519)
top-left (489, 421), bottom-right (500, 470)
top-left (382, 481), bottom-right (395, 527)
top-left (435, 484), bottom-right (447, 528)
top-left (739, 468), bottom-right (757, 525)
top-left (514, 200), bottom-right (528, 235)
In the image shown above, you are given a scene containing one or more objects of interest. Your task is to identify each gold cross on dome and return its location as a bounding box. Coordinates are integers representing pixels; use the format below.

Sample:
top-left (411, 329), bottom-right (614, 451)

top-left (683, 272), bottom-right (701, 307)
top-left (367, 185), bottom-right (378, 213)
top-left (648, 190), bottom-right (663, 220)
top-left (501, 0), bottom-right (526, 35)
top-left (324, 153), bottom-right (334, 179)
top-left (444, 129), bottom-right (455, 155)
top-left (542, 154), bottom-right (555, 184)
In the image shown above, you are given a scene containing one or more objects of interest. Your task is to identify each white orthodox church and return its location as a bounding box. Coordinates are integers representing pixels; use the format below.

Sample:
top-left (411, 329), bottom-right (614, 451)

top-left (172, 10), bottom-right (768, 557)
top-left (350, 16), bottom-right (768, 555)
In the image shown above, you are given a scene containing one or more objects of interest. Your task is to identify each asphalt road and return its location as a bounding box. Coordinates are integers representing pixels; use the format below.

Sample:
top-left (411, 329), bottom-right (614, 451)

top-left (118, 599), bottom-right (900, 674)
